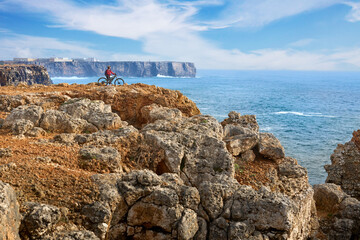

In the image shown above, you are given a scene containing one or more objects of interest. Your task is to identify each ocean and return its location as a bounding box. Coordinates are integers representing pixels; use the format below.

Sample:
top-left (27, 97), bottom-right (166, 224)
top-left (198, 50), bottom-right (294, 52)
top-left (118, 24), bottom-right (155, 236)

top-left (52, 70), bottom-right (360, 185)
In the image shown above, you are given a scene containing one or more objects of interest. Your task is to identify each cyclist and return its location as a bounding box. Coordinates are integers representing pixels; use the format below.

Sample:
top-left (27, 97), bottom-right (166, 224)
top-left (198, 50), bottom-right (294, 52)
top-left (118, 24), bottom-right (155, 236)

top-left (105, 66), bottom-right (116, 80)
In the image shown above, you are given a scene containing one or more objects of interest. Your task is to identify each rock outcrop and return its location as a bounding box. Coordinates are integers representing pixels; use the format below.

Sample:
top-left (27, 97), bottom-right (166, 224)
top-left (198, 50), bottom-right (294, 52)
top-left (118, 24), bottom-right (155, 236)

top-left (0, 181), bottom-right (21, 240)
top-left (37, 61), bottom-right (196, 78)
top-left (0, 84), bottom-right (320, 239)
top-left (2, 98), bottom-right (125, 136)
top-left (76, 110), bottom-right (317, 240)
top-left (325, 130), bottom-right (360, 199)
top-left (314, 183), bottom-right (360, 239)
top-left (0, 83), bottom-right (200, 128)
top-left (0, 65), bottom-right (52, 86)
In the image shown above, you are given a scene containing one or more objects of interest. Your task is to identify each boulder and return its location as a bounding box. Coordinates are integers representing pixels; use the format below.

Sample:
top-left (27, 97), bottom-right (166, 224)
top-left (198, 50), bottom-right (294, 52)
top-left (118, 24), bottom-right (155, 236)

top-left (82, 202), bottom-right (111, 240)
top-left (85, 112), bottom-right (122, 130)
top-left (21, 202), bottom-right (61, 239)
top-left (141, 103), bottom-right (183, 125)
top-left (59, 98), bottom-right (111, 119)
top-left (142, 115), bottom-right (234, 187)
top-left (241, 150), bottom-right (256, 162)
top-left (178, 209), bottom-right (198, 240)
top-left (11, 119), bottom-right (34, 135)
top-left (79, 146), bottom-right (122, 173)
top-left (84, 170), bottom-right (201, 239)
top-left (0, 181), bottom-right (21, 240)
top-left (26, 127), bottom-right (46, 137)
top-left (314, 183), bottom-right (360, 239)
top-left (3, 105), bottom-right (44, 128)
top-left (325, 130), bottom-right (360, 199)
top-left (223, 124), bottom-right (257, 138)
top-left (313, 183), bottom-right (347, 213)
top-left (221, 112), bottom-right (259, 133)
top-left (224, 134), bottom-right (258, 156)
top-left (40, 110), bottom-right (97, 133)
top-left (127, 202), bottom-right (182, 233)
top-left (59, 98), bottom-right (122, 130)
top-left (258, 133), bottom-right (285, 160)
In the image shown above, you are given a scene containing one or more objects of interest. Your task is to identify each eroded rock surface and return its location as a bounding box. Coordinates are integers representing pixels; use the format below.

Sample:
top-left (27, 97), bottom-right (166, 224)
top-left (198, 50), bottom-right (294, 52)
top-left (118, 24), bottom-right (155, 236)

top-left (325, 130), bottom-right (360, 199)
top-left (20, 202), bottom-right (62, 239)
top-left (142, 114), bottom-right (234, 187)
top-left (0, 181), bottom-right (21, 240)
top-left (314, 183), bottom-right (360, 240)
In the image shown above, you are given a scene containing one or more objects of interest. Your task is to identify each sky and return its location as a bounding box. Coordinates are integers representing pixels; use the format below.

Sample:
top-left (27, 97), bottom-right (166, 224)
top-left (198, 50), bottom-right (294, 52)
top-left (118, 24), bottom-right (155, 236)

top-left (1, 0), bottom-right (360, 70)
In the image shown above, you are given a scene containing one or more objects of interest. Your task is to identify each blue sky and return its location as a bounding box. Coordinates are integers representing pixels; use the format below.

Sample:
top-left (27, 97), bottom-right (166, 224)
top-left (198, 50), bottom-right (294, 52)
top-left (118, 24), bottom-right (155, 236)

top-left (1, 0), bottom-right (360, 70)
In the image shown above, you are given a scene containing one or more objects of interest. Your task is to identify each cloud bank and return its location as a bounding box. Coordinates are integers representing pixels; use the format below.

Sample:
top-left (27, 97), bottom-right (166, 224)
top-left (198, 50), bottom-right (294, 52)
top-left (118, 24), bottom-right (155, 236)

top-left (0, 0), bottom-right (359, 70)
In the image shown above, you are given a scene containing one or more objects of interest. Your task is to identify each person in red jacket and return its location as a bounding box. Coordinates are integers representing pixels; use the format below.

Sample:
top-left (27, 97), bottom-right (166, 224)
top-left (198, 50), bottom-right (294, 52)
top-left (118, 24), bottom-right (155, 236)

top-left (105, 66), bottom-right (116, 80)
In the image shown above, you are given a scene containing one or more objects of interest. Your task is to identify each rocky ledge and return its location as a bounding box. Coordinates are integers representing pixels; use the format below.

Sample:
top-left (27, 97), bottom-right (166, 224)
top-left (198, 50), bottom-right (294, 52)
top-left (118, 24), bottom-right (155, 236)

top-left (0, 65), bottom-right (52, 86)
top-left (0, 83), bottom-right (358, 240)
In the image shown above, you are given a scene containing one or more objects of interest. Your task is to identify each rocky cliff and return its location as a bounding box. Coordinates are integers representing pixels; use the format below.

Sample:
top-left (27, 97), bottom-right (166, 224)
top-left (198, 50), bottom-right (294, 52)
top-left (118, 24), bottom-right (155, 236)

top-left (0, 65), bottom-right (52, 86)
top-left (311, 130), bottom-right (360, 240)
top-left (37, 61), bottom-right (196, 78)
top-left (0, 83), bottom-right (319, 239)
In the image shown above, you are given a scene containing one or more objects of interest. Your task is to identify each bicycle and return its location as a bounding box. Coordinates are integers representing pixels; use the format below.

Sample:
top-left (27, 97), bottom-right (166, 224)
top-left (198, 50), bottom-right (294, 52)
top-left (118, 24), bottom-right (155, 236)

top-left (97, 74), bottom-right (125, 86)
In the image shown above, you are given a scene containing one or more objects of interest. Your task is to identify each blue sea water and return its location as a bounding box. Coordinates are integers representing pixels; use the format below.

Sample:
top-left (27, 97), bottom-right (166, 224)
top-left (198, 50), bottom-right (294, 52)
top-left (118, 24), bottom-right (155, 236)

top-left (52, 70), bottom-right (360, 185)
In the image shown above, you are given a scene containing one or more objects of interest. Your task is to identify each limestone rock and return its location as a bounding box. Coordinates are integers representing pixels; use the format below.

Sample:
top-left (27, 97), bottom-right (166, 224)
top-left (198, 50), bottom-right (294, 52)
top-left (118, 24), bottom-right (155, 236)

top-left (224, 134), bottom-right (258, 156)
top-left (325, 130), bottom-right (360, 199)
top-left (59, 98), bottom-right (111, 118)
top-left (221, 112), bottom-right (259, 133)
top-left (82, 202), bottom-right (111, 240)
top-left (59, 98), bottom-right (122, 130)
top-left (142, 115), bottom-right (234, 187)
top-left (79, 146), bottom-right (122, 173)
top-left (0, 181), bottom-right (21, 240)
top-left (0, 147), bottom-right (12, 157)
top-left (26, 127), bottom-right (46, 137)
top-left (241, 150), bottom-right (256, 162)
top-left (141, 103), bottom-right (183, 125)
top-left (314, 183), bottom-right (360, 239)
top-left (40, 110), bottom-right (96, 133)
top-left (127, 201), bottom-right (182, 232)
top-left (85, 112), bottom-right (122, 130)
top-left (178, 209), bottom-right (198, 240)
top-left (230, 185), bottom-right (315, 239)
top-left (21, 202), bottom-right (61, 239)
top-left (12, 119), bottom-right (34, 135)
top-left (3, 105), bottom-right (44, 128)
top-left (223, 124), bottom-right (258, 138)
top-left (258, 133), bottom-right (285, 160)
top-left (313, 183), bottom-right (347, 212)
top-left (53, 133), bottom-right (76, 144)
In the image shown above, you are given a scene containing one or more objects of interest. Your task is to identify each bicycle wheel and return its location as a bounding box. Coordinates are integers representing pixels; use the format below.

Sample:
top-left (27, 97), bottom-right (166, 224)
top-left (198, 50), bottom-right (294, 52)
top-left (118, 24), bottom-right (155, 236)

top-left (98, 77), bottom-right (107, 85)
top-left (114, 77), bottom-right (125, 85)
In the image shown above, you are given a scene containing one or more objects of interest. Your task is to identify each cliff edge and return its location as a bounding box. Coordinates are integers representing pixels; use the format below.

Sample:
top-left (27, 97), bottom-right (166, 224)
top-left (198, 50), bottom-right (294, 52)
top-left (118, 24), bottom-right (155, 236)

top-left (0, 65), bottom-right (52, 86)
top-left (37, 61), bottom-right (196, 78)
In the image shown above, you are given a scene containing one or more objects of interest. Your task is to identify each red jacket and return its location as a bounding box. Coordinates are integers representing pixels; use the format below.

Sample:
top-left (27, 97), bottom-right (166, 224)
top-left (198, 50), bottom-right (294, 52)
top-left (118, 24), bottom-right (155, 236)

top-left (105, 69), bottom-right (115, 76)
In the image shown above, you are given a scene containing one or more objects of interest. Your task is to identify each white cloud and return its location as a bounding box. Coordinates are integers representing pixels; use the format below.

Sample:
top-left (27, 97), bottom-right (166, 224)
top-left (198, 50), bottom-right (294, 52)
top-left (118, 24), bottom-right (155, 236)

top-left (1, 0), bottom-right (359, 70)
top-left (288, 39), bottom-right (315, 48)
top-left (0, 0), bottom-right (208, 40)
top-left (0, 33), bottom-right (100, 59)
top-left (345, 1), bottom-right (360, 22)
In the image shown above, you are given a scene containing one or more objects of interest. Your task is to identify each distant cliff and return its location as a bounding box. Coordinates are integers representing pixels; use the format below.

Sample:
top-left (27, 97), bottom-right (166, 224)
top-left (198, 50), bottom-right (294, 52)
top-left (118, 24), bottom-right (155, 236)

top-left (37, 61), bottom-right (196, 78)
top-left (0, 65), bottom-right (52, 86)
